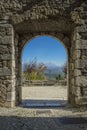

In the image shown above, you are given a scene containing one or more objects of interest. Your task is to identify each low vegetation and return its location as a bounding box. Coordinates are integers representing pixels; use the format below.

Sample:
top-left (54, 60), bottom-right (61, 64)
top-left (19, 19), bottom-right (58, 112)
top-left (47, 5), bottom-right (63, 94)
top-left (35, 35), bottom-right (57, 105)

top-left (22, 59), bottom-right (67, 82)
top-left (22, 59), bottom-right (47, 81)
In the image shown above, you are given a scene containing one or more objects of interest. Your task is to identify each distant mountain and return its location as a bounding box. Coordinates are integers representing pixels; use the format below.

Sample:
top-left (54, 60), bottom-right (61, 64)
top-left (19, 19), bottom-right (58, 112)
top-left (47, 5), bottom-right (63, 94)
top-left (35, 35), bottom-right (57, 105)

top-left (45, 62), bottom-right (58, 69)
top-left (45, 62), bottom-right (63, 71)
top-left (44, 63), bottom-right (64, 79)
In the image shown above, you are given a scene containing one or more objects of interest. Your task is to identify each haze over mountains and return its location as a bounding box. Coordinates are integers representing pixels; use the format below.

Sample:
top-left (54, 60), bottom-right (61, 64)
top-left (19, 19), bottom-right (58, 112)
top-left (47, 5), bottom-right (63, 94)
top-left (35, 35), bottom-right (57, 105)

top-left (45, 62), bottom-right (63, 69)
top-left (44, 62), bottom-right (64, 79)
top-left (22, 61), bottom-right (65, 80)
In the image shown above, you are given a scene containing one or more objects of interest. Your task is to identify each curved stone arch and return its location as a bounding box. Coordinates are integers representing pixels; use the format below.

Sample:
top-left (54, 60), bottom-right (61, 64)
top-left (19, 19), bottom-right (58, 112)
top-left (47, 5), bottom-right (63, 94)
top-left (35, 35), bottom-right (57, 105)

top-left (20, 32), bottom-right (70, 53)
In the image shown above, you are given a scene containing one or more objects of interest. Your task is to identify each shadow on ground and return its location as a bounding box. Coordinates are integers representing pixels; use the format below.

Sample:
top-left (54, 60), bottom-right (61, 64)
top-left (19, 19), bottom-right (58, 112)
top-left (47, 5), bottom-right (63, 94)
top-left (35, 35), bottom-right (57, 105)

top-left (0, 116), bottom-right (87, 130)
top-left (21, 99), bottom-right (67, 108)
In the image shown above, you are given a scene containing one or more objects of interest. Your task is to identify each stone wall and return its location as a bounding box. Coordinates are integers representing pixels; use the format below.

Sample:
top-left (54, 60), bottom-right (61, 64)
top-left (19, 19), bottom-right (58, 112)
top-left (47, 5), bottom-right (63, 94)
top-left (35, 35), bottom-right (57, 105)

top-left (69, 7), bottom-right (87, 106)
top-left (74, 25), bottom-right (87, 105)
top-left (14, 34), bottom-right (22, 105)
top-left (0, 21), bottom-right (16, 107)
top-left (0, 0), bottom-right (87, 107)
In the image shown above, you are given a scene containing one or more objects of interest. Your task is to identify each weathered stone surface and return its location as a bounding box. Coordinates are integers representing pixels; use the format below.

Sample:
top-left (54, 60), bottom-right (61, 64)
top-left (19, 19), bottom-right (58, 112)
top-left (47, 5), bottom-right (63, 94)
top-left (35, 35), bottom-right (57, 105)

top-left (74, 69), bottom-right (81, 77)
top-left (7, 91), bottom-right (15, 102)
top-left (0, 67), bottom-right (12, 76)
top-left (75, 59), bottom-right (87, 69)
top-left (75, 39), bottom-right (87, 49)
top-left (0, 54), bottom-right (12, 60)
top-left (4, 101), bottom-right (15, 107)
top-left (74, 50), bottom-right (81, 59)
top-left (0, 36), bottom-right (14, 45)
top-left (0, 23), bottom-right (15, 107)
top-left (75, 76), bottom-right (87, 87)
top-left (75, 26), bottom-right (87, 33)
top-left (0, 0), bottom-right (87, 107)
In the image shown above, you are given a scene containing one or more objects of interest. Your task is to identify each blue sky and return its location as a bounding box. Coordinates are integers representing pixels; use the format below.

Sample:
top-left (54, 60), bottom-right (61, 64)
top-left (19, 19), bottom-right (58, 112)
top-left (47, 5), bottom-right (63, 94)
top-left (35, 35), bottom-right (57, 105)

top-left (22, 36), bottom-right (67, 66)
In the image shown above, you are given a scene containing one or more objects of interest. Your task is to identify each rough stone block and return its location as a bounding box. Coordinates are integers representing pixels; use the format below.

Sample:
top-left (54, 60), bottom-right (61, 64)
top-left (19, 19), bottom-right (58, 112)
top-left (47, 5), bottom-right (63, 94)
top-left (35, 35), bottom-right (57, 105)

top-left (4, 101), bottom-right (15, 107)
top-left (81, 49), bottom-right (87, 56)
top-left (75, 59), bottom-right (87, 69)
top-left (75, 25), bottom-right (87, 33)
top-left (7, 91), bottom-right (15, 102)
top-left (72, 32), bottom-right (81, 41)
top-left (3, 67), bottom-right (12, 75)
top-left (83, 87), bottom-right (87, 96)
top-left (0, 54), bottom-right (12, 60)
top-left (7, 84), bottom-right (15, 91)
top-left (0, 36), bottom-right (13, 45)
top-left (74, 69), bottom-right (81, 76)
top-left (0, 45), bottom-right (8, 53)
top-left (0, 67), bottom-right (12, 76)
top-left (71, 78), bottom-right (74, 85)
top-left (76, 87), bottom-right (81, 97)
top-left (80, 32), bottom-right (87, 40)
top-left (75, 39), bottom-right (87, 49)
top-left (75, 76), bottom-right (87, 86)
top-left (75, 50), bottom-right (81, 59)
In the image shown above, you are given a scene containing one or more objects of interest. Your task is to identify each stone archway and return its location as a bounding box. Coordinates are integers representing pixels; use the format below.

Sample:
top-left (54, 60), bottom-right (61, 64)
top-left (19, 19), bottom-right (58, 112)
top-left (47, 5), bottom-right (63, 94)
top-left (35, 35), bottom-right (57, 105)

top-left (0, 0), bottom-right (87, 107)
top-left (18, 34), bottom-right (69, 105)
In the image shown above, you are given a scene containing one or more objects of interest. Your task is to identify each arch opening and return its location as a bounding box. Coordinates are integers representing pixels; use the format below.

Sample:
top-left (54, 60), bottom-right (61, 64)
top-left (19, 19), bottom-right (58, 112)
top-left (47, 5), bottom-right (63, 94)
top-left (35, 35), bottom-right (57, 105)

top-left (20, 35), bottom-right (68, 108)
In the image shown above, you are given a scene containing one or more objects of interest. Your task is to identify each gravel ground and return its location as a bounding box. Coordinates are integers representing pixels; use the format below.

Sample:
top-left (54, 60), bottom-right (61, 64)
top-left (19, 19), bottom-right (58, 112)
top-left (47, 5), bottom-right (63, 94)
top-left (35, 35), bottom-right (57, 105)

top-left (0, 86), bottom-right (87, 130)
top-left (22, 86), bottom-right (67, 100)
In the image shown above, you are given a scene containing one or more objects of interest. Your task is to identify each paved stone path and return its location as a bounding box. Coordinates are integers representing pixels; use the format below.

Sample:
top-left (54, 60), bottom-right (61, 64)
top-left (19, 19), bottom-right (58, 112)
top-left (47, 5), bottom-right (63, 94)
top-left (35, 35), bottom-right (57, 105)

top-left (0, 86), bottom-right (87, 130)
top-left (0, 106), bottom-right (87, 130)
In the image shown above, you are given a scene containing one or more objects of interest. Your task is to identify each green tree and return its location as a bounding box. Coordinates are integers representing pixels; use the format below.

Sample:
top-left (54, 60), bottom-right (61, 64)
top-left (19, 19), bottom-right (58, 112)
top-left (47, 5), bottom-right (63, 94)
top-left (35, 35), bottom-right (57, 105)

top-left (62, 62), bottom-right (67, 78)
top-left (56, 74), bottom-right (63, 80)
